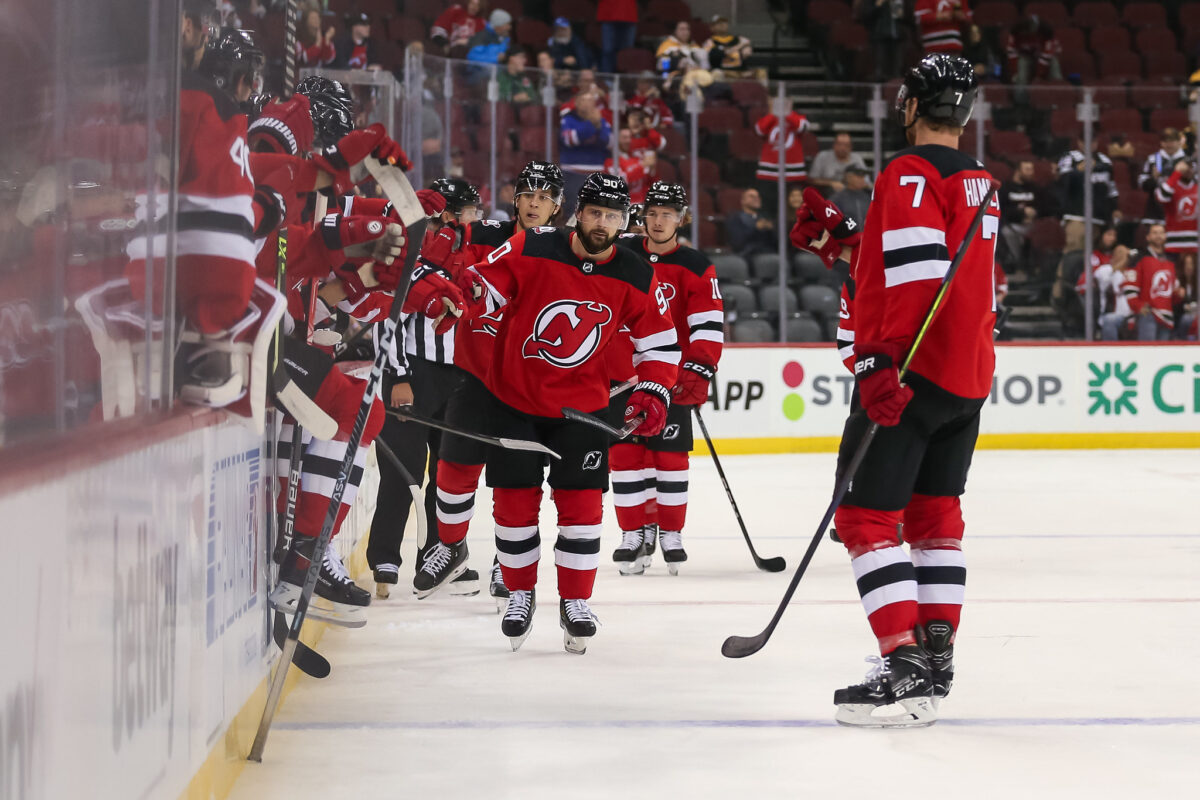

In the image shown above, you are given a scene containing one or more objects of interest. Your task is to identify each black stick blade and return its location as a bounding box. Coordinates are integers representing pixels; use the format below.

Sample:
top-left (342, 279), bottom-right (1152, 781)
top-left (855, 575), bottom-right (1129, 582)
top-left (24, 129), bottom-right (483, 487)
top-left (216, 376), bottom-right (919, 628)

top-left (756, 556), bottom-right (787, 573)
top-left (721, 633), bottom-right (768, 659)
top-left (273, 611), bottom-right (332, 679)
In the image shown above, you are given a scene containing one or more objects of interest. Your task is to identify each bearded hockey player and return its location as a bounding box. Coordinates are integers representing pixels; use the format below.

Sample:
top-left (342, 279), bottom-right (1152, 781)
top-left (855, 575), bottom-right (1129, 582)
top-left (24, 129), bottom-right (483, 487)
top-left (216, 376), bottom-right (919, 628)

top-left (609, 182), bottom-right (723, 575)
top-left (815, 53), bottom-right (999, 728)
top-left (422, 173), bottom-right (680, 654)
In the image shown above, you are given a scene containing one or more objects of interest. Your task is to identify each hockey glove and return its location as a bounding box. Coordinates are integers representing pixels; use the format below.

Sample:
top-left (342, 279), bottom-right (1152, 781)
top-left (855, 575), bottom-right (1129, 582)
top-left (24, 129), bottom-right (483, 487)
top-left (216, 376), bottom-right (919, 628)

top-left (416, 189), bottom-right (448, 218)
top-left (854, 343), bottom-right (913, 427)
top-left (404, 271), bottom-right (466, 334)
top-left (673, 361), bottom-right (715, 406)
top-left (321, 215), bottom-right (406, 266)
top-left (625, 382), bottom-right (671, 437)
top-left (419, 221), bottom-right (464, 269)
top-left (790, 187), bottom-right (861, 269)
top-left (312, 123), bottom-right (412, 195)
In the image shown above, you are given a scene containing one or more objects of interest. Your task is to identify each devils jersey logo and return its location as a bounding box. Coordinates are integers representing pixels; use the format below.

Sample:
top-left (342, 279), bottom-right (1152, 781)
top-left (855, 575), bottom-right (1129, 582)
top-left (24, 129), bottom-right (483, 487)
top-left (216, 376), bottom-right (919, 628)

top-left (658, 280), bottom-right (677, 307)
top-left (522, 300), bottom-right (613, 367)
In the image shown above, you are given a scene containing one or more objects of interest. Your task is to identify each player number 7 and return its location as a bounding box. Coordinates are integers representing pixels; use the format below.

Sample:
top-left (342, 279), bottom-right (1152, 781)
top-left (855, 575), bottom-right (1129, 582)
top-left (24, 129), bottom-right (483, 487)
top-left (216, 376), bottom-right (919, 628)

top-left (899, 175), bottom-right (926, 208)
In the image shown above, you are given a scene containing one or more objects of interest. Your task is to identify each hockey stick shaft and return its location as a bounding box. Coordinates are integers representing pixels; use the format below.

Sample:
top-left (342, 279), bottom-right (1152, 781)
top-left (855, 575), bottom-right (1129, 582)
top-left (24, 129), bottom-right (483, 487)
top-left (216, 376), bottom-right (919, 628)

top-left (693, 408), bottom-right (786, 572)
top-left (372, 435), bottom-right (428, 554)
top-left (387, 408), bottom-right (562, 458)
top-left (282, 0), bottom-right (297, 98)
top-left (609, 378), bottom-right (637, 398)
top-left (561, 406), bottom-right (642, 439)
top-left (722, 184), bottom-right (997, 659)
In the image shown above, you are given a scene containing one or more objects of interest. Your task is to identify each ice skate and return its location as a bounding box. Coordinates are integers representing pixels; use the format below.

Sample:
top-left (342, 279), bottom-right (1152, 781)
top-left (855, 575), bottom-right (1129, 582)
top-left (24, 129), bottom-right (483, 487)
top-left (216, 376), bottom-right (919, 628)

top-left (270, 538), bottom-right (370, 628)
top-left (373, 563), bottom-right (399, 599)
top-left (412, 540), bottom-right (469, 599)
top-left (924, 620), bottom-right (955, 709)
top-left (613, 529), bottom-right (646, 575)
top-left (448, 567), bottom-right (481, 597)
top-left (501, 589), bottom-right (536, 651)
top-left (559, 598), bottom-right (599, 655)
top-left (488, 558), bottom-right (510, 613)
top-left (659, 529), bottom-right (687, 575)
top-left (639, 523), bottom-right (658, 569)
top-left (833, 644), bottom-right (936, 728)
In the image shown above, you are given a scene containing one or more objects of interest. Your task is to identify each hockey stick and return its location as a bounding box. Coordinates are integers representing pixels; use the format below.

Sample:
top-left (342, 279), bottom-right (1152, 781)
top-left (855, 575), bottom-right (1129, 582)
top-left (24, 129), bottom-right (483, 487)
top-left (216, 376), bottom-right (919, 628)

top-left (562, 406), bottom-right (643, 439)
top-left (249, 174), bottom-right (429, 762)
top-left (282, 0), bottom-right (297, 98)
top-left (372, 435), bottom-right (428, 570)
top-left (609, 378), bottom-right (637, 398)
top-left (386, 408), bottom-right (561, 458)
top-left (721, 183), bottom-right (998, 660)
top-left (693, 408), bottom-right (786, 573)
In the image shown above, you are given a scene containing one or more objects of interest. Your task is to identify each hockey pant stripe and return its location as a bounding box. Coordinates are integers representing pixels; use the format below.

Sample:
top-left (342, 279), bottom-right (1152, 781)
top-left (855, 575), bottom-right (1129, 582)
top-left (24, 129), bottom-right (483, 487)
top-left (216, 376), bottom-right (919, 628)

top-left (493, 487), bottom-right (543, 591)
top-left (435, 460), bottom-right (484, 544)
top-left (653, 451), bottom-right (688, 532)
top-left (610, 443), bottom-right (649, 531)
top-left (848, 537), bottom-right (919, 654)
top-left (292, 437), bottom-right (372, 542)
top-left (905, 493), bottom-right (966, 629)
top-left (554, 489), bottom-right (602, 599)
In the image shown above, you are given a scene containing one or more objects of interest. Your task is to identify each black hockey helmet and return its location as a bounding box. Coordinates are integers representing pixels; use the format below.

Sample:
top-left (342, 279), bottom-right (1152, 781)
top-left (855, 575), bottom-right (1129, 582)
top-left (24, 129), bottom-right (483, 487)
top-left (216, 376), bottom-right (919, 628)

top-left (577, 172), bottom-right (631, 212)
top-left (626, 203), bottom-right (644, 230)
top-left (516, 160), bottom-right (565, 202)
top-left (199, 28), bottom-right (265, 96)
top-left (643, 181), bottom-right (688, 217)
top-left (296, 75), bottom-right (353, 149)
top-left (429, 177), bottom-right (482, 215)
top-left (895, 53), bottom-right (977, 129)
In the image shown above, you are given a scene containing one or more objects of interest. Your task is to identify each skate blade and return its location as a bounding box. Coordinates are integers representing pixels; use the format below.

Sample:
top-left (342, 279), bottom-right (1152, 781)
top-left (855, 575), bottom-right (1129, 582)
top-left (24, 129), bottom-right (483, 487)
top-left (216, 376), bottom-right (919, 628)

top-left (414, 561), bottom-right (469, 600)
top-left (834, 698), bottom-right (937, 728)
top-left (492, 595), bottom-right (509, 614)
top-left (667, 562), bottom-right (680, 576)
top-left (507, 628), bottom-right (532, 652)
top-left (448, 577), bottom-right (481, 597)
top-left (616, 561), bottom-right (645, 576)
top-left (560, 625), bottom-right (591, 655)
top-left (269, 586), bottom-right (368, 629)
top-left (375, 583), bottom-right (390, 599)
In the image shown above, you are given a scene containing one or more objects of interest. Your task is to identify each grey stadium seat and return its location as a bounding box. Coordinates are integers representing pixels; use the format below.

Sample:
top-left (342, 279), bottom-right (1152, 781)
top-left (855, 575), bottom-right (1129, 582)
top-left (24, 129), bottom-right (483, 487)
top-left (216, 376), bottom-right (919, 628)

top-left (800, 284), bottom-right (840, 320)
top-left (784, 314), bottom-right (824, 343)
top-left (732, 318), bottom-right (776, 342)
top-left (750, 252), bottom-right (786, 283)
top-left (759, 284), bottom-right (798, 315)
top-left (720, 283), bottom-right (758, 315)
top-left (710, 253), bottom-right (750, 283)
top-left (791, 250), bottom-right (827, 284)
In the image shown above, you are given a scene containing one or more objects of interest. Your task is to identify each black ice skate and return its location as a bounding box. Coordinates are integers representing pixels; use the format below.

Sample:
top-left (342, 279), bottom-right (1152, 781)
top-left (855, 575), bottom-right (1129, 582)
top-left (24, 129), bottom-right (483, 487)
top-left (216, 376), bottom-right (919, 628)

top-left (833, 645), bottom-right (936, 728)
top-left (489, 558), bottom-right (510, 614)
top-left (373, 562), bottom-right (399, 599)
top-left (270, 538), bottom-right (370, 628)
top-left (412, 540), bottom-right (469, 599)
top-left (640, 523), bottom-right (658, 569)
top-left (613, 529), bottom-right (646, 575)
top-left (924, 620), bottom-right (955, 708)
top-left (559, 599), bottom-right (599, 655)
top-left (659, 530), bottom-right (687, 575)
top-left (501, 589), bottom-right (536, 651)
top-left (448, 567), bottom-right (481, 597)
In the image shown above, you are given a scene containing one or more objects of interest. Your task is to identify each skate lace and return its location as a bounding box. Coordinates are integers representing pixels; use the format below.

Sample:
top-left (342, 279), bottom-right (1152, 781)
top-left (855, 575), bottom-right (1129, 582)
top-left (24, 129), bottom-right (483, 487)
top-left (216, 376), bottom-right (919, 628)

top-left (861, 655), bottom-right (891, 685)
top-left (419, 543), bottom-right (452, 577)
top-left (563, 598), bottom-right (600, 625)
top-left (659, 530), bottom-right (683, 550)
top-left (504, 590), bottom-right (533, 621)
top-left (491, 561), bottom-right (504, 583)
top-left (620, 529), bottom-right (643, 549)
top-left (322, 547), bottom-right (353, 586)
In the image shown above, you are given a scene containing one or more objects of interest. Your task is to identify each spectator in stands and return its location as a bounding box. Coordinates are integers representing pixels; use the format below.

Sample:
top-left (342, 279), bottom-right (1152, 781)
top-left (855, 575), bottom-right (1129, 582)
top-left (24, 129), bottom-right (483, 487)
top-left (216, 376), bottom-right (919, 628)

top-left (560, 90), bottom-right (612, 209)
top-left (1005, 15), bottom-right (1062, 101)
top-left (963, 24), bottom-right (999, 80)
top-left (467, 9), bottom-right (513, 65)
top-left (431, 0), bottom-right (488, 57)
top-left (597, 0), bottom-right (638, 75)
top-left (808, 132), bottom-right (868, 194)
top-left (998, 159), bottom-right (1040, 275)
top-left (914, 0), bottom-right (970, 54)
top-left (498, 48), bottom-right (537, 105)
top-left (1078, 226), bottom-right (1128, 340)
top-left (1121, 224), bottom-right (1185, 341)
top-left (657, 21), bottom-right (709, 75)
top-left (605, 129), bottom-right (656, 204)
top-left (856, 0), bottom-right (907, 81)
top-left (1052, 139), bottom-right (1119, 306)
top-left (727, 188), bottom-right (776, 257)
top-left (829, 166), bottom-right (871, 225)
top-left (754, 107), bottom-right (809, 218)
top-left (1139, 128), bottom-right (1187, 225)
top-left (538, 49), bottom-right (575, 96)
top-left (703, 15), bottom-right (754, 79)
top-left (548, 18), bottom-right (593, 71)
top-left (627, 72), bottom-right (675, 130)
top-left (332, 11), bottom-right (380, 70)
top-left (626, 108), bottom-right (665, 157)
top-left (490, 182), bottom-right (516, 222)
top-left (994, 261), bottom-right (1009, 307)
top-left (297, 3), bottom-right (335, 68)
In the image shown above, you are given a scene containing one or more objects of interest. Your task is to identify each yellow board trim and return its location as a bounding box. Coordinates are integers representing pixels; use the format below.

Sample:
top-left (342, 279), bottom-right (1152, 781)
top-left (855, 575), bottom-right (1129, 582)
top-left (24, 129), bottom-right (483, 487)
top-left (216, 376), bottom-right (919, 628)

top-left (691, 432), bottom-right (1200, 455)
top-left (180, 533), bottom-right (372, 800)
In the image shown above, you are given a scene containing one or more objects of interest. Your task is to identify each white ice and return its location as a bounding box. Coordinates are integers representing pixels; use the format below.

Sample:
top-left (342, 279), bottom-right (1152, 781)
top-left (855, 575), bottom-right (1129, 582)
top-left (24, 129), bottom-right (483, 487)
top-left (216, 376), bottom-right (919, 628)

top-left (231, 449), bottom-right (1200, 800)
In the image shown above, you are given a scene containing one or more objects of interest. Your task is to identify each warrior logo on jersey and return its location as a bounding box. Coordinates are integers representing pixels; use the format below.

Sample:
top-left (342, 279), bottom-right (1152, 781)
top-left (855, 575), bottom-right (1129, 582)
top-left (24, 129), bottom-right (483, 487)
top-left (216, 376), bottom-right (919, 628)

top-left (522, 300), bottom-right (613, 367)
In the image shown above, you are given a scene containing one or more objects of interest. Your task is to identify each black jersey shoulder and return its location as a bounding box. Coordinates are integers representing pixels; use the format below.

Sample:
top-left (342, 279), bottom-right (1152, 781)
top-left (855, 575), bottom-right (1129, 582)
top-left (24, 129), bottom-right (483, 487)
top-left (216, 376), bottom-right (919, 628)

top-left (615, 233), bottom-right (646, 252)
top-left (657, 244), bottom-right (712, 277)
top-left (520, 228), bottom-right (654, 293)
top-left (182, 71), bottom-right (243, 122)
top-left (470, 218), bottom-right (518, 247)
top-left (884, 144), bottom-right (988, 180)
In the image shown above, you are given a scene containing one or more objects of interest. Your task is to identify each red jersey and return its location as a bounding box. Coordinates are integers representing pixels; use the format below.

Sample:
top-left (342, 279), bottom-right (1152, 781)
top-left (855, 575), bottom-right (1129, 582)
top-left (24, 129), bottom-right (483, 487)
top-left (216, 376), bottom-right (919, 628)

top-left (450, 218), bottom-right (521, 379)
top-left (754, 112), bottom-right (809, 182)
top-left (853, 144), bottom-right (999, 399)
top-left (915, 0), bottom-right (970, 53)
top-left (127, 71), bottom-right (257, 334)
top-left (605, 154), bottom-right (654, 204)
top-left (1075, 249), bottom-right (1117, 313)
top-left (1121, 250), bottom-right (1181, 329)
top-left (466, 228), bottom-right (680, 417)
top-left (296, 38), bottom-right (335, 67)
top-left (1154, 172), bottom-right (1198, 253)
top-left (431, 5), bottom-right (487, 47)
top-left (626, 94), bottom-right (674, 129)
top-left (629, 129), bottom-right (665, 158)
top-left (993, 260), bottom-right (1008, 303)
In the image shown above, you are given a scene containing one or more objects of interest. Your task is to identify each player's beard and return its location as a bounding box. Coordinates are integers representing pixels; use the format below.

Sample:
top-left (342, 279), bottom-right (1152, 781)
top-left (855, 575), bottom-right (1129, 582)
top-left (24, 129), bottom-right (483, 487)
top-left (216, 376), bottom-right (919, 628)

top-left (579, 225), bottom-right (618, 254)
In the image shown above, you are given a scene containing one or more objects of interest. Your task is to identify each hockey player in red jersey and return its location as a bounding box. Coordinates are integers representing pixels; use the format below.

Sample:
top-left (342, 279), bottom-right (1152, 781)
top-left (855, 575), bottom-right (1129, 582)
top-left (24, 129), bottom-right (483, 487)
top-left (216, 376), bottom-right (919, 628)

top-left (608, 182), bottom-right (723, 575)
top-left (422, 173), bottom-right (681, 654)
top-left (825, 54), bottom-right (999, 727)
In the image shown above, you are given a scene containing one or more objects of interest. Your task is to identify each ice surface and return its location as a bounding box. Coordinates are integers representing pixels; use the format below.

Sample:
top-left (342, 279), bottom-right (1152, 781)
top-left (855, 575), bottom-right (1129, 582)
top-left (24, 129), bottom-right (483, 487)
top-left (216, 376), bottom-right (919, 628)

top-left (231, 449), bottom-right (1200, 799)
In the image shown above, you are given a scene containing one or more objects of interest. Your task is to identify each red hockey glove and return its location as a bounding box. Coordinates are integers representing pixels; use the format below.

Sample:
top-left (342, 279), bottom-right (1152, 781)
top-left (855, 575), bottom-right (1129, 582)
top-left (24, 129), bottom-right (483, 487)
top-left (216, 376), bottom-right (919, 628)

top-left (311, 123), bottom-right (412, 195)
top-left (455, 266), bottom-right (487, 314)
top-left (320, 215), bottom-right (406, 266)
top-left (790, 187), bottom-right (861, 268)
top-left (416, 189), bottom-right (448, 217)
top-left (673, 361), bottom-right (715, 405)
top-left (854, 343), bottom-right (913, 427)
top-left (419, 221), bottom-right (464, 268)
top-left (334, 262), bottom-right (373, 304)
top-left (404, 271), bottom-right (466, 334)
top-left (625, 382), bottom-right (671, 437)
